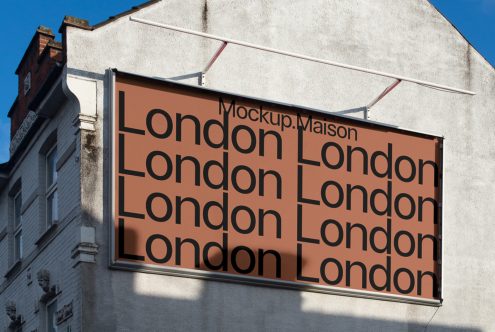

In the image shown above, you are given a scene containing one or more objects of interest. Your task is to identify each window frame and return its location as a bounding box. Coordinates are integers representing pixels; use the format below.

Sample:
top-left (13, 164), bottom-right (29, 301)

top-left (13, 190), bottom-right (23, 262)
top-left (23, 71), bottom-right (31, 95)
top-left (45, 144), bottom-right (58, 228)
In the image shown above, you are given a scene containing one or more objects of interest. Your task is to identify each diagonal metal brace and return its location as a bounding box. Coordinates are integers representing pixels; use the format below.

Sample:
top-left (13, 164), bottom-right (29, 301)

top-left (200, 41), bottom-right (228, 86)
top-left (367, 79), bottom-right (402, 109)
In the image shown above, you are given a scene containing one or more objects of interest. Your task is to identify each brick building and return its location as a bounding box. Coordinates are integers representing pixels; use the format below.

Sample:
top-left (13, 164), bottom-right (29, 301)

top-left (1, 1), bottom-right (494, 331)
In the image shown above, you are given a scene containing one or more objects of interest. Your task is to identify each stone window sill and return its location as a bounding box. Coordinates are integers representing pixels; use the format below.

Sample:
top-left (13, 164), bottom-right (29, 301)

top-left (4, 260), bottom-right (22, 279)
top-left (35, 223), bottom-right (58, 247)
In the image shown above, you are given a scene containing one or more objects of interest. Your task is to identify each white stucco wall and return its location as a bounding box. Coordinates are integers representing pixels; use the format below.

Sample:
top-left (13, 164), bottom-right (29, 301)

top-left (64, 0), bottom-right (495, 331)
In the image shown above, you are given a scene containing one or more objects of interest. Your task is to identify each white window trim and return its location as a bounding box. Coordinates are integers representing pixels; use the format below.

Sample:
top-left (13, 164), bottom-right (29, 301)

top-left (45, 144), bottom-right (58, 229)
top-left (13, 190), bottom-right (23, 262)
top-left (13, 191), bottom-right (22, 228)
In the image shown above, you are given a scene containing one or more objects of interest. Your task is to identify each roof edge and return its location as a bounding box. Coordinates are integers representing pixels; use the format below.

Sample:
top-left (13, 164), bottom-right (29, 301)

top-left (92, 0), bottom-right (161, 29)
top-left (58, 16), bottom-right (91, 33)
top-left (58, 0), bottom-right (161, 33)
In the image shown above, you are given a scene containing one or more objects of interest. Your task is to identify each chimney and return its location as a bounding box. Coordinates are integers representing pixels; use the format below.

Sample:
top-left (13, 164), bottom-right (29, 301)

top-left (8, 26), bottom-right (64, 139)
top-left (59, 16), bottom-right (91, 59)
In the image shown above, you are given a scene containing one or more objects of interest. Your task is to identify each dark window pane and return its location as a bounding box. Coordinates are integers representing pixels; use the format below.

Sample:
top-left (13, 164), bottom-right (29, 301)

top-left (14, 231), bottom-right (22, 261)
top-left (14, 193), bottom-right (22, 228)
top-left (47, 190), bottom-right (58, 226)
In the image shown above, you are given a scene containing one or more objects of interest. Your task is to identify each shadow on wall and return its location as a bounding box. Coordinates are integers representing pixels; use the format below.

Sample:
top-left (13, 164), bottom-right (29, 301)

top-left (86, 68), bottom-right (479, 332)
top-left (100, 227), bottom-right (481, 332)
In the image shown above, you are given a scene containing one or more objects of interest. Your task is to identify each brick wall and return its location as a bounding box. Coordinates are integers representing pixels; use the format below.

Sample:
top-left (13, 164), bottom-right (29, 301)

top-left (9, 26), bottom-right (63, 139)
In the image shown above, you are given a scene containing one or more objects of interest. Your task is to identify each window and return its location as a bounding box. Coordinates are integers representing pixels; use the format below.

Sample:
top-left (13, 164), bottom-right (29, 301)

top-left (38, 131), bottom-right (58, 238)
top-left (46, 299), bottom-right (57, 332)
top-left (46, 145), bottom-right (58, 228)
top-left (24, 71), bottom-right (31, 95)
top-left (13, 190), bottom-right (23, 262)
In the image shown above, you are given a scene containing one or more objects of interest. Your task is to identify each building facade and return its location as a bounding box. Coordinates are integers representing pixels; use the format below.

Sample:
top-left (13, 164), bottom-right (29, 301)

top-left (1, 0), bottom-right (494, 331)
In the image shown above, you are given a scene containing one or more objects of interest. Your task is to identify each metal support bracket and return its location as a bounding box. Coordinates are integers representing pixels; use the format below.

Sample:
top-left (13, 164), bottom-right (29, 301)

top-left (200, 41), bottom-right (228, 86)
top-left (365, 79), bottom-right (402, 119)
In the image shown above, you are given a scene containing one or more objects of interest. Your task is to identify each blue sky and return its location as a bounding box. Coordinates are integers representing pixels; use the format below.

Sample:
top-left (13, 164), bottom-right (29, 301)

top-left (430, 0), bottom-right (495, 65)
top-left (0, 0), bottom-right (494, 163)
top-left (0, 0), bottom-right (143, 163)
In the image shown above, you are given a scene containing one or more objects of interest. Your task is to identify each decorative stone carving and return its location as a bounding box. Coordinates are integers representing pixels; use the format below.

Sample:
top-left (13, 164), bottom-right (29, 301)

top-left (37, 269), bottom-right (50, 292)
top-left (5, 301), bottom-right (24, 329)
top-left (10, 111), bottom-right (38, 156)
top-left (56, 301), bottom-right (73, 325)
top-left (5, 301), bottom-right (17, 321)
top-left (37, 269), bottom-right (58, 303)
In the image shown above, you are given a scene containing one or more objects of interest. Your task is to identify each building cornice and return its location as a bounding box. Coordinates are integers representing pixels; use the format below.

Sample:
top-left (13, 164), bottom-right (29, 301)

top-left (9, 111), bottom-right (38, 157)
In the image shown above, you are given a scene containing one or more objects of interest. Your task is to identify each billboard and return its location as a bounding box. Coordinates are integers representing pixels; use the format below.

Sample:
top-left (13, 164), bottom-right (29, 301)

top-left (109, 70), bottom-right (443, 305)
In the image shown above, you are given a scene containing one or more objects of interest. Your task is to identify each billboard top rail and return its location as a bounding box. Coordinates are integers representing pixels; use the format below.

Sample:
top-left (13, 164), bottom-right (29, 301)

top-left (129, 16), bottom-right (476, 96)
top-left (111, 69), bottom-right (445, 139)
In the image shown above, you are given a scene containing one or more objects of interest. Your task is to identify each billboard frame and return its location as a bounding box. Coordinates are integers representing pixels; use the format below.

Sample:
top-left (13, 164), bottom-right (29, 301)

top-left (106, 68), bottom-right (444, 306)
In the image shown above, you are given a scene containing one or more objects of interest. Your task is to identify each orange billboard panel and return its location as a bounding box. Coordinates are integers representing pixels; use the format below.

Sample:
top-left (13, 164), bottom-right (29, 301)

top-left (111, 71), bottom-right (443, 304)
